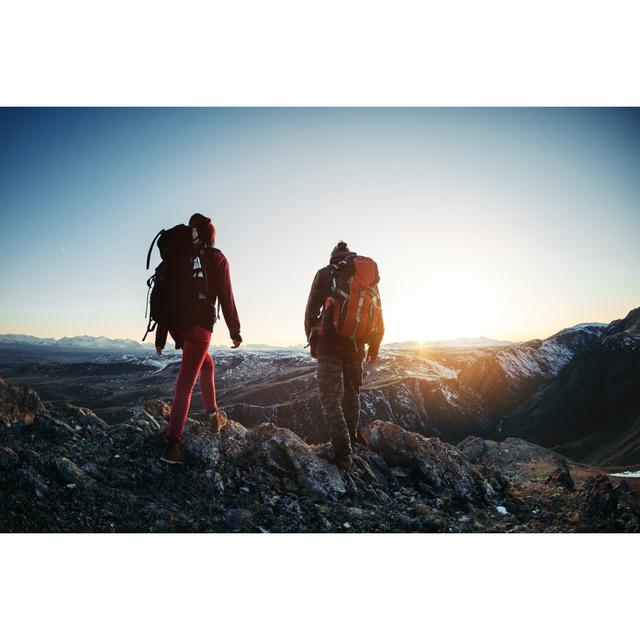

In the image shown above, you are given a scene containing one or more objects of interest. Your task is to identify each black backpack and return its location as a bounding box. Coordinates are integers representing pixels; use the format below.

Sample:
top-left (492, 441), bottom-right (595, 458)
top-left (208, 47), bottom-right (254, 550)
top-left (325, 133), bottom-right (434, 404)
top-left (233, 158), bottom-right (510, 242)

top-left (142, 225), bottom-right (210, 341)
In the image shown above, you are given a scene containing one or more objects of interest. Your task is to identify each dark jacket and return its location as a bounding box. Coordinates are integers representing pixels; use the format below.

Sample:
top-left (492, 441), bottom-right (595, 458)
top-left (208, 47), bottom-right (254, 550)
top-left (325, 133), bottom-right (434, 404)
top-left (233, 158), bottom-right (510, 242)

top-left (156, 246), bottom-right (241, 350)
top-left (304, 250), bottom-right (385, 360)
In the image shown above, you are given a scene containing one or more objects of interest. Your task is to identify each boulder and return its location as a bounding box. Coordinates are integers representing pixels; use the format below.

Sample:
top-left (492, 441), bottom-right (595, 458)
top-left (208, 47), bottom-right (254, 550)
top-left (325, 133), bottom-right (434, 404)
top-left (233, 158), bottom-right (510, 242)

top-left (0, 379), bottom-right (44, 425)
top-left (34, 416), bottom-right (76, 443)
top-left (128, 408), bottom-right (163, 432)
top-left (53, 457), bottom-right (87, 486)
top-left (181, 419), bottom-right (251, 466)
top-left (102, 407), bottom-right (163, 431)
top-left (459, 435), bottom-right (567, 468)
top-left (218, 420), bottom-right (251, 462)
top-left (182, 420), bottom-right (346, 498)
top-left (250, 423), bottom-right (346, 498)
top-left (63, 404), bottom-right (108, 429)
top-left (360, 420), bottom-right (489, 503)
top-left (545, 464), bottom-right (575, 491)
top-left (142, 399), bottom-right (171, 421)
top-left (581, 475), bottom-right (618, 516)
top-left (457, 436), bottom-right (487, 464)
top-left (181, 422), bottom-right (223, 466)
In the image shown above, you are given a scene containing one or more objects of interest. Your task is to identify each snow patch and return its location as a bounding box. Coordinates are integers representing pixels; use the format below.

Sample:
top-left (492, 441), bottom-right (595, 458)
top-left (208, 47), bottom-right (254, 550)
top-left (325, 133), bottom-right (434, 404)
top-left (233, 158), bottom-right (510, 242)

top-left (609, 470), bottom-right (640, 478)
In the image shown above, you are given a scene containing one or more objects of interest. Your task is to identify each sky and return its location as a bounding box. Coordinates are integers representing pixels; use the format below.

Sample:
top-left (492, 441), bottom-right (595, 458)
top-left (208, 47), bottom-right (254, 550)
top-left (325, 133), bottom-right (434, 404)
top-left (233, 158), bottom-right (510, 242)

top-left (0, 107), bottom-right (638, 346)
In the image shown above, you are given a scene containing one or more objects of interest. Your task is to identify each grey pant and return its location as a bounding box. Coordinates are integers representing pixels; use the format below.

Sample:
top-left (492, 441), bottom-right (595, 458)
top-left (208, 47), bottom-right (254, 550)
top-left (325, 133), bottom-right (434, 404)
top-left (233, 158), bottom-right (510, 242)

top-left (317, 355), bottom-right (363, 456)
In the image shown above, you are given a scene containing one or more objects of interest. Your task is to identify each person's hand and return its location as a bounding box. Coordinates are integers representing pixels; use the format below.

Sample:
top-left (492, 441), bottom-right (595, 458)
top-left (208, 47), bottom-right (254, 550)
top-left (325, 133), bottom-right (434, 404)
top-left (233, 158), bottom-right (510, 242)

top-left (231, 340), bottom-right (241, 349)
top-left (155, 346), bottom-right (163, 357)
top-left (366, 351), bottom-right (378, 363)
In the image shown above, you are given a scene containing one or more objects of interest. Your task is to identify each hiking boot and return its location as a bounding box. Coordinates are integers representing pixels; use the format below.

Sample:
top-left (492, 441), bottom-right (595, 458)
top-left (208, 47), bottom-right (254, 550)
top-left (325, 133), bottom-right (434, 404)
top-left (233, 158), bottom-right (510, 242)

top-left (161, 439), bottom-right (186, 464)
top-left (208, 409), bottom-right (228, 434)
top-left (334, 452), bottom-right (353, 471)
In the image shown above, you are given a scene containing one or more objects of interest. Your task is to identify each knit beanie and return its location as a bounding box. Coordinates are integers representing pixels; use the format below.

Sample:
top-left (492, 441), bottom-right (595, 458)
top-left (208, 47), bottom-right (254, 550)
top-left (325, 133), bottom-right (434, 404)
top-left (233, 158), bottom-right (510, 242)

top-left (330, 240), bottom-right (350, 260)
top-left (189, 213), bottom-right (215, 246)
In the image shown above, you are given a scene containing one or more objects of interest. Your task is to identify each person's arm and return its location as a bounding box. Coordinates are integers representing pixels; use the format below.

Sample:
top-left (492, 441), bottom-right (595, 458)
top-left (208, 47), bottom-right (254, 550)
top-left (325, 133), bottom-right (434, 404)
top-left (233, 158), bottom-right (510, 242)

top-left (155, 325), bottom-right (168, 355)
top-left (304, 270), bottom-right (324, 341)
top-left (213, 253), bottom-right (242, 345)
top-left (367, 308), bottom-right (385, 361)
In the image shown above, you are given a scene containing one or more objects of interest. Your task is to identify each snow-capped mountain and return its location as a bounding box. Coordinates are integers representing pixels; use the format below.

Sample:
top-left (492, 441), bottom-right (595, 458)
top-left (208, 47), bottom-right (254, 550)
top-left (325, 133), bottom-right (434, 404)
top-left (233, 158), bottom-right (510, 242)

top-left (0, 334), bottom-right (147, 351)
top-left (56, 335), bottom-right (145, 350)
top-left (0, 334), bottom-right (58, 346)
top-left (501, 309), bottom-right (640, 466)
top-left (385, 336), bottom-right (516, 350)
top-left (0, 333), bottom-right (304, 353)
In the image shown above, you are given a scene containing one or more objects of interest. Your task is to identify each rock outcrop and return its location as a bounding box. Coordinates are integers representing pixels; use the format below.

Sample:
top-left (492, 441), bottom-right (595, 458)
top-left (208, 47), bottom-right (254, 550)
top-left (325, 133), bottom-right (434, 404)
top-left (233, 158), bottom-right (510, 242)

top-left (0, 378), bottom-right (44, 426)
top-left (1, 379), bottom-right (639, 533)
top-left (360, 421), bottom-right (489, 503)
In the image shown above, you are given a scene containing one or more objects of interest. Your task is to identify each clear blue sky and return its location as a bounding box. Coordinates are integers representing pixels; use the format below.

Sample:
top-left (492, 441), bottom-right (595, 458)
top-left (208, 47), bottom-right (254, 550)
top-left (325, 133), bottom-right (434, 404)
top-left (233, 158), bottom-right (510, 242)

top-left (0, 108), bottom-right (638, 345)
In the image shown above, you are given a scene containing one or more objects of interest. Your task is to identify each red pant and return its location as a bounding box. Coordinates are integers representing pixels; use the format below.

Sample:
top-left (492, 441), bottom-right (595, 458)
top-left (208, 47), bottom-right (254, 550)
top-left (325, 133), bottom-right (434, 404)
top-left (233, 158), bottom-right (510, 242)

top-left (168, 325), bottom-right (217, 440)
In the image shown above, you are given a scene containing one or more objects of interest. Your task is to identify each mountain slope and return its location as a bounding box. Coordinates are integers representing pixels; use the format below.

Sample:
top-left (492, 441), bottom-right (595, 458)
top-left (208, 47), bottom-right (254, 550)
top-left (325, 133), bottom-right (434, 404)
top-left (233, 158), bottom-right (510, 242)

top-left (457, 324), bottom-right (607, 420)
top-left (500, 308), bottom-right (640, 465)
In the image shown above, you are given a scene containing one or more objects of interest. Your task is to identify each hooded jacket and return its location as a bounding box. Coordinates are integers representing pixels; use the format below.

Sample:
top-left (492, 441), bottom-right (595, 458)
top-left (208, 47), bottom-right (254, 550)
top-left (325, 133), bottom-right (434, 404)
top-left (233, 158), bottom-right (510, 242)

top-left (304, 250), bottom-right (385, 360)
top-left (156, 246), bottom-right (241, 350)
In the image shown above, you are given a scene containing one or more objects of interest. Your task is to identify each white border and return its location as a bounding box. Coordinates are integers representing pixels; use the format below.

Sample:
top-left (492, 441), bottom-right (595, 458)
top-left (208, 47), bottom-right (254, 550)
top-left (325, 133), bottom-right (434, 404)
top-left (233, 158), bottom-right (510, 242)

top-left (1, 1), bottom-right (639, 106)
top-left (1, 1), bottom-right (639, 637)
top-left (1, 534), bottom-right (639, 639)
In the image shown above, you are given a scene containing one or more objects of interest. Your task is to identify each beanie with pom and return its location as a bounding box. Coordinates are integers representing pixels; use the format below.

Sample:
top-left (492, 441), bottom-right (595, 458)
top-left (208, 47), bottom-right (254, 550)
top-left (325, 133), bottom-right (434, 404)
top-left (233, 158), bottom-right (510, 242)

top-left (330, 240), bottom-right (350, 260)
top-left (189, 213), bottom-right (215, 246)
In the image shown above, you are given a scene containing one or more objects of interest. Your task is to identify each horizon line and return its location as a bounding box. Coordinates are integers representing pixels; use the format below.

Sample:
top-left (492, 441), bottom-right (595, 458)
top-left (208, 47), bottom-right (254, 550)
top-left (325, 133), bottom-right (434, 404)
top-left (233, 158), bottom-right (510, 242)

top-left (0, 323), bottom-right (614, 349)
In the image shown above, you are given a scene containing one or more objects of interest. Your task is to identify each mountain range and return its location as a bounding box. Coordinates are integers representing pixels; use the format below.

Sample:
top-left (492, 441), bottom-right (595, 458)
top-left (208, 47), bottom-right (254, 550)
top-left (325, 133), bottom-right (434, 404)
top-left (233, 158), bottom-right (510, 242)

top-left (0, 334), bottom-right (145, 350)
top-left (0, 334), bottom-right (518, 351)
top-left (0, 309), bottom-right (638, 466)
top-left (500, 308), bottom-right (640, 465)
top-left (0, 334), bottom-right (308, 352)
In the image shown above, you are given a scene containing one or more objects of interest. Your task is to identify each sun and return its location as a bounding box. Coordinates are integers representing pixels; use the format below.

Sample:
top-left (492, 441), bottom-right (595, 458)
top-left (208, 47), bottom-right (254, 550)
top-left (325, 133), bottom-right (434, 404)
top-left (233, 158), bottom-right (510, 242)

top-left (383, 277), bottom-right (509, 343)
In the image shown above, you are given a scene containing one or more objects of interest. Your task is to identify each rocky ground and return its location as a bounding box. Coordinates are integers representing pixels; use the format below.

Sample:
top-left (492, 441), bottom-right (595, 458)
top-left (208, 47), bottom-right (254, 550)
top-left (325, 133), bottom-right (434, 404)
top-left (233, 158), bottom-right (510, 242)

top-left (1, 378), bottom-right (639, 533)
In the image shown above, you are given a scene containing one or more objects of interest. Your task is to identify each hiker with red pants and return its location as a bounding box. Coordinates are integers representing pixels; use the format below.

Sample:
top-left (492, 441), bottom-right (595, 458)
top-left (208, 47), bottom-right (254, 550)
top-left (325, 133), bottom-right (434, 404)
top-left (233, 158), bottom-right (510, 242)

top-left (142, 213), bottom-right (242, 464)
top-left (305, 241), bottom-right (384, 470)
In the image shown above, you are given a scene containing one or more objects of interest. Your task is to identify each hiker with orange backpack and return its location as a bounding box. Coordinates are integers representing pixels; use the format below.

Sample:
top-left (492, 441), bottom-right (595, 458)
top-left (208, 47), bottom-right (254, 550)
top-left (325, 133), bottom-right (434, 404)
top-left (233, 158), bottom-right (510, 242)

top-left (305, 241), bottom-right (384, 469)
top-left (143, 213), bottom-right (242, 464)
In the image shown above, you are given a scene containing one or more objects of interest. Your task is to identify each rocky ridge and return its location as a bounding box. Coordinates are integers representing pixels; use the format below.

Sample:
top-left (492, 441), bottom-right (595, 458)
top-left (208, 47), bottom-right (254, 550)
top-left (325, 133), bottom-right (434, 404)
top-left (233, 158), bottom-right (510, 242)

top-left (1, 378), bottom-right (638, 533)
top-left (501, 307), bottom-right (640, 465)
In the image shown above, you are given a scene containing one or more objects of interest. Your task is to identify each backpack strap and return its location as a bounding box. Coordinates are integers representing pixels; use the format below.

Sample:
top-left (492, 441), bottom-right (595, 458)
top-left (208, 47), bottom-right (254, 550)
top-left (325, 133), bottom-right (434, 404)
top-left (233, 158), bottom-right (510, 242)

top-left (143, 273), bottom-right (156, 319)
top-left (146, 230), bottom-right (164, 270)
top-left (141, 319), bottom-right (157, 342)
top-left (197, 247), bottom-right (210, 300)
top-left (197, 247), bottom-right (222, 324)
top-left (329, 260), bottom-right (351, 300)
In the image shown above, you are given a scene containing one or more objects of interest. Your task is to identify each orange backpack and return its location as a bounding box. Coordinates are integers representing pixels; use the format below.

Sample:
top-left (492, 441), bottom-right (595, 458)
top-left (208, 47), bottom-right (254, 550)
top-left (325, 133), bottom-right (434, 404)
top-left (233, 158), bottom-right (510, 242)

top-left (318, 255), bottom-right (382, 343)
